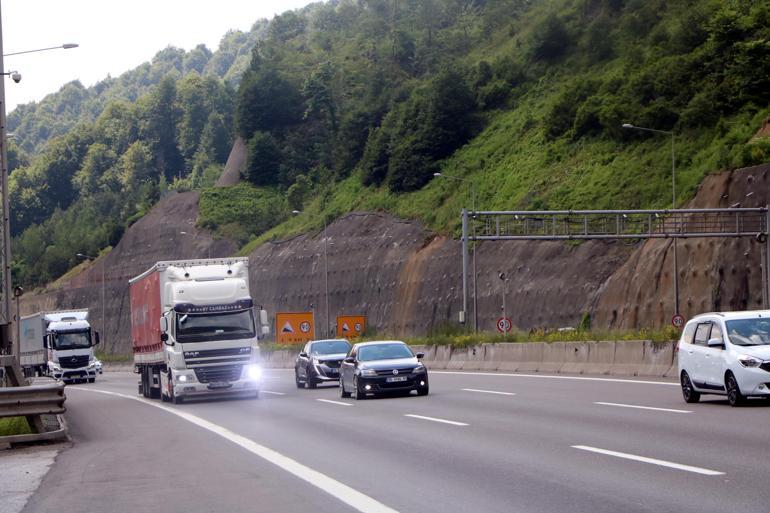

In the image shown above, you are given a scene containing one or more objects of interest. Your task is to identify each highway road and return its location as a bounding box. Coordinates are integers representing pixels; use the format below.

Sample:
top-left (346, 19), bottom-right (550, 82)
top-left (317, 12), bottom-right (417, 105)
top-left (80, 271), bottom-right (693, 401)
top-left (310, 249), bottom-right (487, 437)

top-left (22, 369), bottom-right (770, 513)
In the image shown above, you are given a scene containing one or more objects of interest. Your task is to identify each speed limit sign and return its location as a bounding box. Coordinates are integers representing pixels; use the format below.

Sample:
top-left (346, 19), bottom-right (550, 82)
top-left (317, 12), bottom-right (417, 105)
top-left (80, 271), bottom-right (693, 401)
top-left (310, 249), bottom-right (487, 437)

top-left (672, 314), bottom-right (685, 329)
top-left (497, 317), bottom-right (512, 333)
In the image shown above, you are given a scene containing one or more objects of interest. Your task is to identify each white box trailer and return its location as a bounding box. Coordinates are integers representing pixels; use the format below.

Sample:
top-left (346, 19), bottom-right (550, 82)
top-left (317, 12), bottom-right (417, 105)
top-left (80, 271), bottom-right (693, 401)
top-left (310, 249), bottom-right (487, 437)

top-left (19, 310), bottom-right (100, 382)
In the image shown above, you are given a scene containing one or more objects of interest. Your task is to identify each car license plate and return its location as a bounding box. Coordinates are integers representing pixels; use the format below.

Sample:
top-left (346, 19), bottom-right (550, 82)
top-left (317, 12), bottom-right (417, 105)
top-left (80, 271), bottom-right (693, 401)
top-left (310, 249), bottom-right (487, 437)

top-left (386, 376), bottom-right (408, 383)
top-left (208, 382), bottom-right (232, 389)
top-left (327, 369), bottom-right (338, 374)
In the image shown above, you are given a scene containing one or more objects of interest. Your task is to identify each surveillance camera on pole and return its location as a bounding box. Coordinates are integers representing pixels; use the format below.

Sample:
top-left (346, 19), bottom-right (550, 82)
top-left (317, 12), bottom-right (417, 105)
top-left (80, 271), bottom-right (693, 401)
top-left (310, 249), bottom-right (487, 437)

top-left (10, 71), bottom-right (20, 83)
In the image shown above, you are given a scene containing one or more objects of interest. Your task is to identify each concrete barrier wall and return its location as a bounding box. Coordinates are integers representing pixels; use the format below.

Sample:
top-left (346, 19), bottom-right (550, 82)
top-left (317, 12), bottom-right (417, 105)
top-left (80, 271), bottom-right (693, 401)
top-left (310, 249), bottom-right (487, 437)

top-left (255, 340), bottom-right (679, 379)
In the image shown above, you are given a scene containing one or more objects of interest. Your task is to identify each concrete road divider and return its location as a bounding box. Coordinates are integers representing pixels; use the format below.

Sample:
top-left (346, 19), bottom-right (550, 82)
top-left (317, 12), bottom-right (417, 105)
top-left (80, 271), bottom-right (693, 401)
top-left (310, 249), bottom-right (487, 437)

top-left (259, 340), bottom-right (678, 378)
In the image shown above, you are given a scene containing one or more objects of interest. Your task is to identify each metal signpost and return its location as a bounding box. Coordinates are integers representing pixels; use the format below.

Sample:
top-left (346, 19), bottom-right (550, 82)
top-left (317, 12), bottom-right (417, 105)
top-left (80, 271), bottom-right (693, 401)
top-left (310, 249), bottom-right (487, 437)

top-left (459, 207), bottom-right (770, 328)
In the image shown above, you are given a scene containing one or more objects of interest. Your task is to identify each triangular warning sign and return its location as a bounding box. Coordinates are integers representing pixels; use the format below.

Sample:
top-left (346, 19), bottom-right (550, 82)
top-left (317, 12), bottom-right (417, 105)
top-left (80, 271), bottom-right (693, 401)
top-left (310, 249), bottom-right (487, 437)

top-left (281, 321), bottom-right (294, 333)
top-left (342, 323), bottom-right (350, 332)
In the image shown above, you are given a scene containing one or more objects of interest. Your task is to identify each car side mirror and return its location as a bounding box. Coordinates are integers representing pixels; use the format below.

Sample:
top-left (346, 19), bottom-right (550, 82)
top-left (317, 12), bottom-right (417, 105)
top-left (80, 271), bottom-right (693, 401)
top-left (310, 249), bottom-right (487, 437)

top-left (344, 357), bottom-right (355, 364)
top-left (299, 352), bottom-right (308, 358)
top-left (415, 352), bottom-right (425, 359)
top-left (707, 338), bottom-right (724, 348)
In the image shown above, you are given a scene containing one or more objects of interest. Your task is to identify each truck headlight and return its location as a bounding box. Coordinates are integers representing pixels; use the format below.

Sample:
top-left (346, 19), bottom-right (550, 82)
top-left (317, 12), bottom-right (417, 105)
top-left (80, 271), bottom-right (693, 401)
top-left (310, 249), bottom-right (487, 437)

top-left (738, 354), bottom-right (763, 368)
top-left (177, 374), bottom-right (191, 383)
top-left (246, 365), bottom-right (262, 381)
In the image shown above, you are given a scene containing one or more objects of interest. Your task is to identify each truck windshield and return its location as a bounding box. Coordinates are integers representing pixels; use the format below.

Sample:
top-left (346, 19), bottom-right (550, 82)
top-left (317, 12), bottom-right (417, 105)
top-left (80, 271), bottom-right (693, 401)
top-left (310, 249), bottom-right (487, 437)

top-left (176, 310), bottom-right (256, 343)
top-left (53, 331), bottom-right (92, 350)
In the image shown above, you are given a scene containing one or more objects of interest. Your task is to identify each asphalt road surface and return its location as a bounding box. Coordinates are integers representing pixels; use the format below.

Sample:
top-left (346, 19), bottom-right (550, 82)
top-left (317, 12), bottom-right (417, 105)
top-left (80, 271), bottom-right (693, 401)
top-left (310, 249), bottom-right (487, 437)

top-left (23, 369), bottom-right (770, 513)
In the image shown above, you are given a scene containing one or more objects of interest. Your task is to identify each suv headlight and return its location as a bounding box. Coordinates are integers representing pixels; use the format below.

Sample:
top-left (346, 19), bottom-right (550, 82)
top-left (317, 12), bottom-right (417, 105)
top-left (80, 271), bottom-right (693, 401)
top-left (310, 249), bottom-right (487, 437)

top-left (738, 354), bottom-right (763, 368)
top-left (413, 363), bottom-right (426, 374)
top-left (360, 368), bottom-right (377, 377)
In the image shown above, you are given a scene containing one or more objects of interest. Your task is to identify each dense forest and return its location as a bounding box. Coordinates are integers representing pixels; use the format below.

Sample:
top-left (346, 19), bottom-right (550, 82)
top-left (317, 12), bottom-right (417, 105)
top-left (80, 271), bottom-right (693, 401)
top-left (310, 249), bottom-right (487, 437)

top-left (8, 0), bottom-right (770, 288)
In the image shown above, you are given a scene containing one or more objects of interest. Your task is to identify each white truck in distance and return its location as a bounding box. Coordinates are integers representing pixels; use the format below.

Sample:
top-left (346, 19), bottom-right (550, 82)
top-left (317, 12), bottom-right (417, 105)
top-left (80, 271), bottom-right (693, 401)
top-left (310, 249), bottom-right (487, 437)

top-left (19, 310), bottom-right (100, 382)
top-left (129, 258), bottom-right (269, 403)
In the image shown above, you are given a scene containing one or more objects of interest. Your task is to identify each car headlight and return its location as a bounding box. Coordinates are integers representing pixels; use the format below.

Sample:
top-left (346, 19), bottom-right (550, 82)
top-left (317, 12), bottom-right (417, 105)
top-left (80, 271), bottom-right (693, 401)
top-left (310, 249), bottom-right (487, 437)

top-left (738, 354), bottom-right (763, 368)
top-left (246, 364), bottom-right (262, 381)
top-left (360, 368), bottom-right (377, 377)
top-left (412, 364), bottom-right (426, 374)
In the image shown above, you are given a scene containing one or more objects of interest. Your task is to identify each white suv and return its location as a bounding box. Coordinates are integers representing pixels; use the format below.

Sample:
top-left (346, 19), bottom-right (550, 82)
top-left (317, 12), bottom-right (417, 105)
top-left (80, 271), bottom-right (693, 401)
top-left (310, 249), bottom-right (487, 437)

top-left (678, 310), bottom-right (770, 406)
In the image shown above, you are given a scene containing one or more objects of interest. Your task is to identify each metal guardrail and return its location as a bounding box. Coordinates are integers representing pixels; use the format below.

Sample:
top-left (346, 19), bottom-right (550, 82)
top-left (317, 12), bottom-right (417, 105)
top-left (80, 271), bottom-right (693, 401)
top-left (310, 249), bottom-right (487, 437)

top-left (0, 382), bottom-right (66, 417)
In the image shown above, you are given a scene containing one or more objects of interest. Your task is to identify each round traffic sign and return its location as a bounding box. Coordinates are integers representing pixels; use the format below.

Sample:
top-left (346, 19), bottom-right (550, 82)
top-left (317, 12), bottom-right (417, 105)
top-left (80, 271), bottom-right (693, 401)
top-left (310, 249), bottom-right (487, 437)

top-left (672, 314), bottom-right (685, 329)
top-left (299, 321), bottom-right (312, 333)
top-left (497, 317), bottom-right (512, 333)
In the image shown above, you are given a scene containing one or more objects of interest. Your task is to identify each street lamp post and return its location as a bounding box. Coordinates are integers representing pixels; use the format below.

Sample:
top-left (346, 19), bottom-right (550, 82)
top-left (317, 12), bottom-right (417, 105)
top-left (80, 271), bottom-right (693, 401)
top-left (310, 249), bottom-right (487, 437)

top-left (0, 8), bottom-right (78, 360)
top-left (622, 123), bottom-right (679, 317)
top-left (292, 210), bottom-right (330, 338)
top-left (4, 43), bottom-right (78, 57)
top-left (434, 172), bottom-right (478, 332)
top-left (77, 254), bottom-right (105, 346)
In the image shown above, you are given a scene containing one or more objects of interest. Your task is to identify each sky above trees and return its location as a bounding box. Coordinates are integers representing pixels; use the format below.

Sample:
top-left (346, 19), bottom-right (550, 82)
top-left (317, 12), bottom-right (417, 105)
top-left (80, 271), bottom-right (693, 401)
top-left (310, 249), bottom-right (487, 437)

top-left (2, 0), bottom-right (311, 112)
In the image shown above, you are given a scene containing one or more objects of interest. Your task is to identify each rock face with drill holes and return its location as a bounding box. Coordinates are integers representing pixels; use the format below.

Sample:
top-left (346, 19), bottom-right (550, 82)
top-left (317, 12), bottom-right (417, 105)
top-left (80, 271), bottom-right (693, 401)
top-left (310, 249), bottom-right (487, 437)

top-left (20, 164), bottom-right (770, 354)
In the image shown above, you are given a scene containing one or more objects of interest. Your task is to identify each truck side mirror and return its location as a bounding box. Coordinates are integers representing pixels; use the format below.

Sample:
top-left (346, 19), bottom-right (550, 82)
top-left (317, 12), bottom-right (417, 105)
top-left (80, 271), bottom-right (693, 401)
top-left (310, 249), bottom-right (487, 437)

top-left (160, 316), bottom-right (168, 333)
top-left (161, 333), bottom-right (172, 345)
top-left (259, 309), bottom-right (268, 327)
top-left (94, 332), bottom-right (101, 345)
top-left (261, 325), bottom-right (270, 336)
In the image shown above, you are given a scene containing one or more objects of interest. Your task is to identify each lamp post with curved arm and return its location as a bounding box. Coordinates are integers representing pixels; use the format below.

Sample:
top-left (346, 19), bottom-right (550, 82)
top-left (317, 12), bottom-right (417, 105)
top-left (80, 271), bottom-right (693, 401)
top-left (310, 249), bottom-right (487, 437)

top-left (622, 123), bottom-right (679, 317)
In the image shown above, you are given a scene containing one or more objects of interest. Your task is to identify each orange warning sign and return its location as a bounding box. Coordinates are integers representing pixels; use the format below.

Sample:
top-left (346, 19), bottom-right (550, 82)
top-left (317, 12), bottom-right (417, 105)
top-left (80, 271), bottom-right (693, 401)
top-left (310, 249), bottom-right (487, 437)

top-left (336, 315), bottom-right (366, 339)
top-left (276, 312), bottom-right (315, 344)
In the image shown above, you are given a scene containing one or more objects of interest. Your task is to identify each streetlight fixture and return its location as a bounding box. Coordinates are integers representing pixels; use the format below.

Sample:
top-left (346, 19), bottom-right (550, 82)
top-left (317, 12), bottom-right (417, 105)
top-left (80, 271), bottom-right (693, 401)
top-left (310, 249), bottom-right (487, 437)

top-left (622, 122), bottom-right (679, 316)
top-left (77, 253), bottom-right (105, 346)
top-left (434, 172), bottom-right (479, 332)
top-left (292, 210), bottom-right (330, 338)
top-left (4, 43), bottom-right (79, 57)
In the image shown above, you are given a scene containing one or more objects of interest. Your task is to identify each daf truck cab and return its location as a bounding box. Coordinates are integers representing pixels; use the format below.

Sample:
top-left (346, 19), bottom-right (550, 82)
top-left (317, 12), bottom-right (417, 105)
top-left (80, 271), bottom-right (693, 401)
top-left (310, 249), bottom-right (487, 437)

top-left (130, 258), bottom-right (269, 403)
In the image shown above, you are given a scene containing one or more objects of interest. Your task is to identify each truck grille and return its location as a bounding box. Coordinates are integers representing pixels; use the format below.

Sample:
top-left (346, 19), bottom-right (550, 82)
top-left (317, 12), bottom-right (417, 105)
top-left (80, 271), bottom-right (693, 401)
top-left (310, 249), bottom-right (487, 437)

top-left (59, 355), bottom-right (90, 369)
top-left (184, 347), bottom-right (252, 367)
top-left (194, 365), bottom-right (243, 383)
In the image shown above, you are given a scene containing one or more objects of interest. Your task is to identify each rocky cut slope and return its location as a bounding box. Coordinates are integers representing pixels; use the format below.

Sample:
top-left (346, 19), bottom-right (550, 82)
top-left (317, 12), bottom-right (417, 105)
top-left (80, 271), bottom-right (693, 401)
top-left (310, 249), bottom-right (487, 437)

top-left (20, 164), bottom-right (770, 354)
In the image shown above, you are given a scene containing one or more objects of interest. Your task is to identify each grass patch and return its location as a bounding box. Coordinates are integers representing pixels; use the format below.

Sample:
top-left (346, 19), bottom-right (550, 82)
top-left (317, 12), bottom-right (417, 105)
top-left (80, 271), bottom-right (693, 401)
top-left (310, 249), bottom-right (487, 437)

top-left (0, 417), bottom-right (32, 437)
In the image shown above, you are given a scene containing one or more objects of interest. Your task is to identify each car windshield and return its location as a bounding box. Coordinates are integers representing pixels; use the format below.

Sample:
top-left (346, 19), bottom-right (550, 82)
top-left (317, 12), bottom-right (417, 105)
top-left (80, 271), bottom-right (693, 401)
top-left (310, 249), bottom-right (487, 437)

top-left (358, 343), bottom-right (413, 361)
top-left (310, 341), bottom-right (351, 355)
top-left (53, 330), bottom-right (92, 350)
top-left (176, 310), bottom-right (256, 343)
top-left (726, 319), bottom-right (770, 346)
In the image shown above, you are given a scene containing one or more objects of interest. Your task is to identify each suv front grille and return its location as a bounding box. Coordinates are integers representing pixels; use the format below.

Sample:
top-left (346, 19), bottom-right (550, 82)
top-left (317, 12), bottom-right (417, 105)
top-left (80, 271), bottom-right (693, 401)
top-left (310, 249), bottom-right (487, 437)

top-left (59, 355), bottom-right (90, 369)
top-left (194, 365), bottom-right (243, 383)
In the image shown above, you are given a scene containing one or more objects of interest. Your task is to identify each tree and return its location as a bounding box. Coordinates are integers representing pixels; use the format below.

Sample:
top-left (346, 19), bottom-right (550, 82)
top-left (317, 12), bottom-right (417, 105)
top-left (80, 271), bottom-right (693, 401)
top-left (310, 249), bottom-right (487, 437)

top-left (244, 131), bottom-right (282, 186)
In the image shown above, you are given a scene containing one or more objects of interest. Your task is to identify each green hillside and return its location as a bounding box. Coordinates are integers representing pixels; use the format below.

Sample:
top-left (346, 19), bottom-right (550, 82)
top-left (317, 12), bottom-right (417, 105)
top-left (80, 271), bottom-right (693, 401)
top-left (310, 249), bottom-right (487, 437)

top-left (9, 0), bottom-right (770, 288)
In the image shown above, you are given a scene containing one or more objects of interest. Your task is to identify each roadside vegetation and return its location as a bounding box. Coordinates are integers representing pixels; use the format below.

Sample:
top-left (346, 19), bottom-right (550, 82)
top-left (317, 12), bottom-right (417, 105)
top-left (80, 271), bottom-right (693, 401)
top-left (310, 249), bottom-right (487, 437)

top-left (7, 0), bottom-right (770, 291)
top-left (0, 417), bottom-right (32, 437)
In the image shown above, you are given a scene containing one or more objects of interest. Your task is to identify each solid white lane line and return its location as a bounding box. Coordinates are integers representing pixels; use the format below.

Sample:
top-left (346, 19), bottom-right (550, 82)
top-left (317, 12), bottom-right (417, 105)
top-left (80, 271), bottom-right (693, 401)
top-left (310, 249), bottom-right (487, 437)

top-left (404, 414), bottom-right (468, 426)
top-left (462, 388), bottom-right (516, 396)
top-left (317, 399), bottom-right (352, 406)
top-left (261, 390), bottom-right (286, 396)
top-left (74, 388), bottom-right (399, 513)
top-left (594, 402), bottom-right (691, 413)
top-left (433, 371), bottom-right (678, 386)
top-left (572, 446), bottom-right (724, 476)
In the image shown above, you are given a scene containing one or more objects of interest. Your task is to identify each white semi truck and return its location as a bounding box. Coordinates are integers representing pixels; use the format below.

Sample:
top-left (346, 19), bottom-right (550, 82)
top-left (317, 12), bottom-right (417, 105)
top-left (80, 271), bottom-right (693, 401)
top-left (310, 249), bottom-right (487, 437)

top-left (129, 258), bottom-right (269, 403)
top-left (19, 310), bottom-right (100, 382)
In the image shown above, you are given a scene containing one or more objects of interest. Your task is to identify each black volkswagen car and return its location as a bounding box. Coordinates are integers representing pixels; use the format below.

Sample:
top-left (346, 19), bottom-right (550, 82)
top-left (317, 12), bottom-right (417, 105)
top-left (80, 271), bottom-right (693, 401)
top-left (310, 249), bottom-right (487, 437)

top-left (294, 339), bottom-right (351, 388)
top-left (339, 341), bottom-right (428, 399)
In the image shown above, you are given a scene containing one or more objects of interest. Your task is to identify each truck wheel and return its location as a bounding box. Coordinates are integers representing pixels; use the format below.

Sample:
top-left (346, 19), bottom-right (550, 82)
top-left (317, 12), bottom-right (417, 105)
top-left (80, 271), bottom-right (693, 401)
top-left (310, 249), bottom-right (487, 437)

top-left (88, 378), bottom-right (95, 383)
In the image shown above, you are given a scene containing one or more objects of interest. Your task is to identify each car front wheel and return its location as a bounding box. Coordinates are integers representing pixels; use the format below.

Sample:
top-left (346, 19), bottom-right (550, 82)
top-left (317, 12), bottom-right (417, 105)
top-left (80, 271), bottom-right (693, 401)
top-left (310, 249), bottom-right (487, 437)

top-left (680, 371), bottom-right (700, 403)
top-left (295, 368), bottom-right (303, 389)
top-left (353, 377), bottom-right (367, 400)
top-left (340, 378), bottom-right (351, 398)
top-left (725, 372), bottom-right (746, 407)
